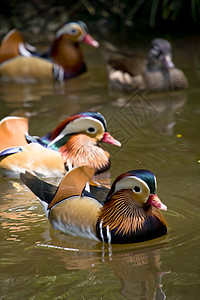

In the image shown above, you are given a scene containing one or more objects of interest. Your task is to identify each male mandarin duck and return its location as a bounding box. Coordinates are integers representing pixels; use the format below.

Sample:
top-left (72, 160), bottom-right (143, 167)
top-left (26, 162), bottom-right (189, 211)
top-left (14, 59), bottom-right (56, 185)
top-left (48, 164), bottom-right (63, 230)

top-left (0, 112), bottom-right (121, 178)
top-left (20, 165), bottom-right (167, 244)
top-left (105, 38), bottom-right (188, 92)
top-left (0, 21), bottom-right (99, 82)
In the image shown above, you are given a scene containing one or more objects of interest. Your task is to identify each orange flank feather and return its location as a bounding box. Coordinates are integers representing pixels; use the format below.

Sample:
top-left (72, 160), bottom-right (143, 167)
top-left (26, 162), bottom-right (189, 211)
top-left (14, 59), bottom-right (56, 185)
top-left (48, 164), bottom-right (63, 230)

top-left (0, 116), bottom-right (28, 151)
top-left (48, 165), bottom-right (101, 238)
top-left (48, 165), bottom-right (95, 209)
top-left (0, 29), bottom-right (24, 63)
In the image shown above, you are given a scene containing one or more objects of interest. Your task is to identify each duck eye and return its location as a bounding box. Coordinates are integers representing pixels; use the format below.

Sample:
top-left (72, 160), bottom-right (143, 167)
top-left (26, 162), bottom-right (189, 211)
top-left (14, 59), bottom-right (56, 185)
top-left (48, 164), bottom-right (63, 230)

top-left (133, 186), bottom-right (141, 193)
top-left (87, 127), bottom-right (95, 133)
top-left (69, 28), bottom-right (78, 35)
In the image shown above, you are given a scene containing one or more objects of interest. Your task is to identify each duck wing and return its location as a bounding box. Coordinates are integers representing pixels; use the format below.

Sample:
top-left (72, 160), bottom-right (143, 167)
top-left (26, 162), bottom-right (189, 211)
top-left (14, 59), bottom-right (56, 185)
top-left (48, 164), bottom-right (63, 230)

top-left (102, 41), bottom-right (146, 76)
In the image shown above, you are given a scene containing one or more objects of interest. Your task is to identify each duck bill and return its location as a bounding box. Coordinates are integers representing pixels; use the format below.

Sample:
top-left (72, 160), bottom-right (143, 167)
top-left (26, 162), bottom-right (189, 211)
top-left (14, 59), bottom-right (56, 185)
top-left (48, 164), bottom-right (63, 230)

top-left (147, 194), bottom-right (167, 211)
top-left (162, 55), bottom-right (174, 68)
top-left (83, 34), bottom-right (99, 48)
top-left (101, 132), bottom-right (121, 147)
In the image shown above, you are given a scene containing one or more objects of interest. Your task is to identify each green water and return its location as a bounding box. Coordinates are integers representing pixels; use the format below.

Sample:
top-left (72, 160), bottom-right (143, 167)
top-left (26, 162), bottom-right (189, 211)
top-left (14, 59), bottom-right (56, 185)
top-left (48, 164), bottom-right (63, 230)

top-left (0, 37), bottom-right (199, 299)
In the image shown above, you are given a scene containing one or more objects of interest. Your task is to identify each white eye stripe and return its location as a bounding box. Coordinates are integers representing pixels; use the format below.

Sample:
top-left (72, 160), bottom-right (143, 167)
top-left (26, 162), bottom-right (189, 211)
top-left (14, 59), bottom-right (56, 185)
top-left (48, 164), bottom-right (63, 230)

top-left (66, 117), bottom-right (104, 134)
top-left (56, 23), bottom-right (82, 39)
top-left (114, 176), bottom-right (150, 195)
top-left (48, 117), bottom-right (105, 146)
top-left (151, 45), bottom-right (160, 56)
top-left (154, 175), bottom-right (157, 190)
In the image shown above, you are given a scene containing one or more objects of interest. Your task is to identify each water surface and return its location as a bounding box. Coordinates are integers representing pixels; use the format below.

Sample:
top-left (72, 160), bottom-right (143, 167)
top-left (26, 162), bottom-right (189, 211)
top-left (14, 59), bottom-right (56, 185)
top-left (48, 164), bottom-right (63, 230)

top-left (0, 36), bottom-right (199, 299)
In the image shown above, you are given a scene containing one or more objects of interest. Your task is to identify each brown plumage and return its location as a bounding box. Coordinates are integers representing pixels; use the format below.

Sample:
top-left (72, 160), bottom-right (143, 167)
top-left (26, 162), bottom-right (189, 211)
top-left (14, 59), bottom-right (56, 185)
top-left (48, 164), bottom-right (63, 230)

top-left (59, 134), bottom-right (110, 173)
top-left (98, 190), bottom-right (167, 236)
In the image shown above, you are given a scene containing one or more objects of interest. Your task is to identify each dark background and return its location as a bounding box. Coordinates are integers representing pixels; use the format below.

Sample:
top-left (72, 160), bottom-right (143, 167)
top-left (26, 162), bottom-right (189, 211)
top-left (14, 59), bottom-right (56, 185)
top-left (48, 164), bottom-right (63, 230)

top-left (1, 0), bottom-right (200, 41)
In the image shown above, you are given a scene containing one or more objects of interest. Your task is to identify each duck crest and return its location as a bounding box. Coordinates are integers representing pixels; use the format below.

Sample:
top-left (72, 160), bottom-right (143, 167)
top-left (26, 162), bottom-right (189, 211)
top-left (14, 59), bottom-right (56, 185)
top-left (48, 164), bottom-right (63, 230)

top-left (97, 190), bottom-right (167, 243)
top-left (39, 112), bottom-right (107, 146)
top-left (39, 112), bottom-right (107, 149)
top-left (39, 114), bottom-right (82, 146)
top-left (59, 134), bottom-right (110, 174)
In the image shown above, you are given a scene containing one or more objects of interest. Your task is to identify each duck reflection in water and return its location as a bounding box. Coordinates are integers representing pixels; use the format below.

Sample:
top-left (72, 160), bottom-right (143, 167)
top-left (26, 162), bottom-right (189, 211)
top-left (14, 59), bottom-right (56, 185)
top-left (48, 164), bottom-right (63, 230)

top-left (111, 90), bottom-right (187, 136)
top-left (36, 231), bottom-right (169, 300)
top-left (109, 247), bottom-right (169, 300)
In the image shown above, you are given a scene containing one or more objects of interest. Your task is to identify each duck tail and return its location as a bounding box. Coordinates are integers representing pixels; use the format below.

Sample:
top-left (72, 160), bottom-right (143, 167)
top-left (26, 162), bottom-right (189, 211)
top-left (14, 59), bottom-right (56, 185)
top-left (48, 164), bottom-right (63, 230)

top-left (20, 171), bottom-right (57, 210)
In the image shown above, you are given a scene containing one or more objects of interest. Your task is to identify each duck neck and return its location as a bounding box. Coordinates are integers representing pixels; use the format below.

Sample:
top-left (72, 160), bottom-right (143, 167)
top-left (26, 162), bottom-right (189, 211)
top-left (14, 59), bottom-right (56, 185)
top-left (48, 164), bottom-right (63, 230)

top-left (50, 36), bottom-right (85, 75)
top-left (146, 56), bottom-right (169, 73)
top-left (59, 134), bottom-right (110, 174)
top-left (96, 190), bottom-right (167, 243)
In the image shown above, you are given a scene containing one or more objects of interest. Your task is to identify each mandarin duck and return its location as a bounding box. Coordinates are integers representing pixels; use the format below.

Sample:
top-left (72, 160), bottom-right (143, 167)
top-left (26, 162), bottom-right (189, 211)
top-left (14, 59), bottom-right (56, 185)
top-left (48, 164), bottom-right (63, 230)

top-left (105, 38), bottom-right (188, 92)
top-left (20, 165), bottom-right (167, 244)
top-left (0, 21), bottom-right (99, 83)
top-left (0, 112), bottom-right (120, 178)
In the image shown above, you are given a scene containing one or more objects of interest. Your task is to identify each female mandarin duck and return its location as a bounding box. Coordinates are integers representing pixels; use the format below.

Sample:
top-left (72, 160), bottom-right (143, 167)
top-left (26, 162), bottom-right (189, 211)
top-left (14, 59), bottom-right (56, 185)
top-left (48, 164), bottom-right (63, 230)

top-left (0, 21), bottom-right (99, 82)
top-left (105, 38), bottom-right (188, 92)
top-left (20, 165), bottom-right (167, 244)
top-left (0, 112), bottom-right (121, 178)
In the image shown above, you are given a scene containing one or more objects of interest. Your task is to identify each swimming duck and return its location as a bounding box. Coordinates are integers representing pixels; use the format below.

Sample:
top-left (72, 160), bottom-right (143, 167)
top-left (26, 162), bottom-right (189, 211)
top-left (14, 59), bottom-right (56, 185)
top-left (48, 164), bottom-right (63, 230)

top-left (0, 21), bottom-right (99, 83)
top-left (0, 112), bottom-right (120, 178)
top-left (20, 165), bottom-right (167, 244)
top-left (105, 38), bottom-right (188, 92)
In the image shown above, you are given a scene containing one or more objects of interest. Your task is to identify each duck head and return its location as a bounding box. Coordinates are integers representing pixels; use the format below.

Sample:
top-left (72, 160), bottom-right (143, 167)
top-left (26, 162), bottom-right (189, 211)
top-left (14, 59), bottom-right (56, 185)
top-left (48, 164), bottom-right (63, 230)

top-left (147, 38), bottom-right (174, 71)
top-left (97, 169), bottom-right (167, 243)
top-left (39, 112), bottom-right (121, 174)
top-left (55, 21), bottom-right (99, 47)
